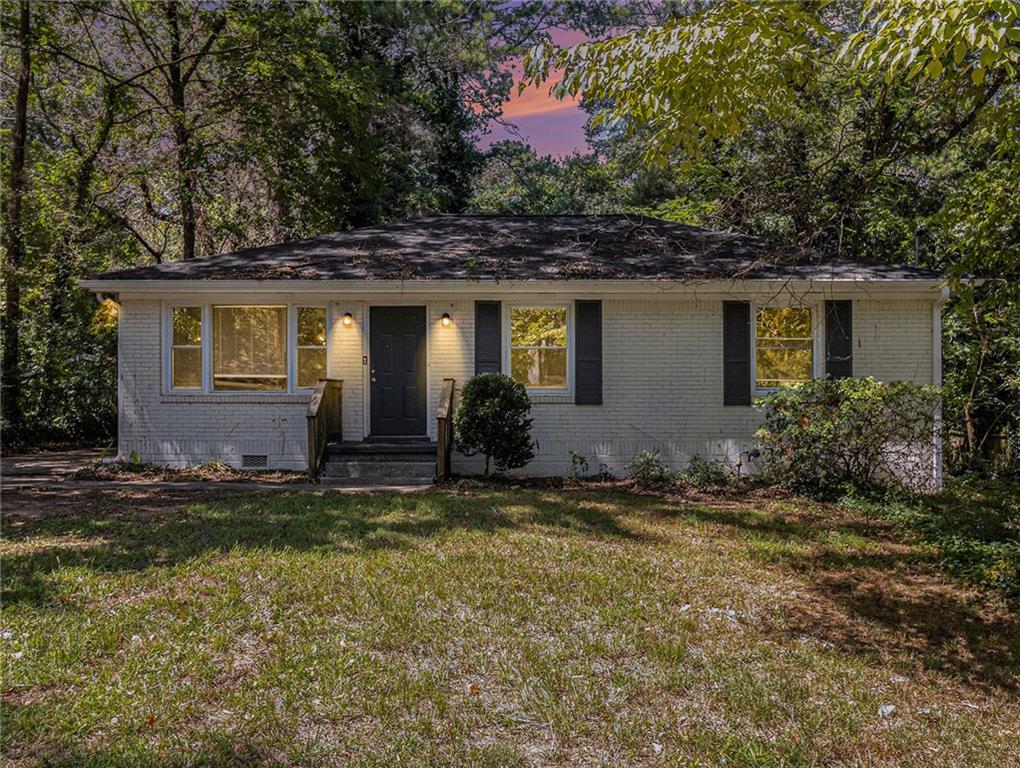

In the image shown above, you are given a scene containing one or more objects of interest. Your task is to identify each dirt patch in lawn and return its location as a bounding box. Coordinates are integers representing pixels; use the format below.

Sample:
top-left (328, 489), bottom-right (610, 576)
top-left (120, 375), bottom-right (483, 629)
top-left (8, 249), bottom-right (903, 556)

top-left (1, 485), bottom-right (251, 521)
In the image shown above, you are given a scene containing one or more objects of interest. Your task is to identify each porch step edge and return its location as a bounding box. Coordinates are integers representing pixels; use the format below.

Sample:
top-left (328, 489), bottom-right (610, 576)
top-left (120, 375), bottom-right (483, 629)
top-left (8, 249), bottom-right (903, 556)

top-left (327, 441), bottom-right (437, 457)
top-left (321, 460), bottom-right (437, 481)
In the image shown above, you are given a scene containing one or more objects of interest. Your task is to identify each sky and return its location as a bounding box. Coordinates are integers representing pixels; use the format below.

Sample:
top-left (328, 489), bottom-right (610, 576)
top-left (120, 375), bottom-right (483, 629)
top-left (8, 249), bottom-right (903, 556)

top-left (476, 28), bottom-right (591, 158)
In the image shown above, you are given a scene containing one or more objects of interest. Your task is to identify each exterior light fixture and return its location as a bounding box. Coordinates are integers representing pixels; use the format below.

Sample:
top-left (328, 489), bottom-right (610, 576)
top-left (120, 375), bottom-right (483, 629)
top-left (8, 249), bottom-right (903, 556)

top-left (342, 312), bottom-right (353, 327)
top-left (441, 312), bottom-right (452, 327)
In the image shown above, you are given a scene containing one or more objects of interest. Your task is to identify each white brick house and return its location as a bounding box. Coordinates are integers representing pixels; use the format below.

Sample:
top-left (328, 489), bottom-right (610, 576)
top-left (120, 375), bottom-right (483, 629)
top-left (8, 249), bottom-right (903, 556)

top-left (81, 215), bottom-right (947, 485)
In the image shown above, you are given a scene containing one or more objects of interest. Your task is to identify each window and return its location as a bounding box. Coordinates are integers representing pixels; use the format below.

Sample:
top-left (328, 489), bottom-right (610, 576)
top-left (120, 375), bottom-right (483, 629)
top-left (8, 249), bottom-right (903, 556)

top-left (212, 306), bottom-right (287, 391)
top-left (755, 306), bottom-right (814, 389)
top-left (296, 307), bottom-right (327, 388)
top-left (509, 306), bottom-right (568, 389)
top-left (171, 307), bottom-right (202, 389)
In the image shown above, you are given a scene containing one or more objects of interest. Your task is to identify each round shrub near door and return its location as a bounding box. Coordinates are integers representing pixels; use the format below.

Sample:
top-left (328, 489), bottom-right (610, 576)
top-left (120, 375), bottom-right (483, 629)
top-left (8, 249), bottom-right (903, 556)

top-left (453, 373), bottom-right (535, 476)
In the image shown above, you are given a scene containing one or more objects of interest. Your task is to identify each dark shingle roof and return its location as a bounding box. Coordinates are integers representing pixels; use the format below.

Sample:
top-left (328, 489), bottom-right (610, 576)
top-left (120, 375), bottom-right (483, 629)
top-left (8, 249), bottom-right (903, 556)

top-left (92, 215), bottom-right (942, 282)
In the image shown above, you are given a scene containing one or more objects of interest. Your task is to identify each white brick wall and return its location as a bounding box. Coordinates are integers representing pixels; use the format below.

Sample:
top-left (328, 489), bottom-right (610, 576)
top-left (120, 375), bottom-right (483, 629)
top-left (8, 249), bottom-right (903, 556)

top-left (118, 299), bottom-right (311, 469)
top-left (116, 289), bottom-right (941, 481)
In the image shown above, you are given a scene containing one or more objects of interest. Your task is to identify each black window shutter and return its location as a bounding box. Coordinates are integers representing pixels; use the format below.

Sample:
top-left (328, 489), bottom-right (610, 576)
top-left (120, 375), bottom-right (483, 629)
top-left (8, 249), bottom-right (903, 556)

top-left (723, 301), bottom-right (751, 405)
top-left (474, 301), bottom-right (501, 374)
top-left (825, 300), bottom-right (853, 378)
top-left (575, 300), bottom-right (602, 405)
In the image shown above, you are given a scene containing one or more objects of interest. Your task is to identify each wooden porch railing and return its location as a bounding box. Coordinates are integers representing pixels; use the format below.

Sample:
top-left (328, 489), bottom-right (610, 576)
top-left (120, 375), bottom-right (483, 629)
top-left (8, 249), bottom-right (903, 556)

top-left (436, 378), bottom-right (455, 480)
top-left (307, 379), bottom-right (342, 482)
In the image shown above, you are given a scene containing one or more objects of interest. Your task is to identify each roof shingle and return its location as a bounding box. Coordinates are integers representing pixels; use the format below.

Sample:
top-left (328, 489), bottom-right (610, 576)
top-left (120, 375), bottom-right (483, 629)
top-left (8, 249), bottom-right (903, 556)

top-left (92, 215), bottom-right (943, 282)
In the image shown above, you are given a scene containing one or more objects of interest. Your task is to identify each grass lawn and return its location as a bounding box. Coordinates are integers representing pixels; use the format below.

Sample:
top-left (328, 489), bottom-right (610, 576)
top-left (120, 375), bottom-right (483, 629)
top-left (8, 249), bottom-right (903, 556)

top-left (2, 483), bottom-right (1018, 767)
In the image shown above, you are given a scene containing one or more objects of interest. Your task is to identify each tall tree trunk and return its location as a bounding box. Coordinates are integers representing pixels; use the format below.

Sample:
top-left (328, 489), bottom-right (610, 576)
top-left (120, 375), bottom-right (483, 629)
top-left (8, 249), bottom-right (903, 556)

top-left (2, 0), bottom-right (31, 431)
top-left (164, 0), bottom-right (197, 260)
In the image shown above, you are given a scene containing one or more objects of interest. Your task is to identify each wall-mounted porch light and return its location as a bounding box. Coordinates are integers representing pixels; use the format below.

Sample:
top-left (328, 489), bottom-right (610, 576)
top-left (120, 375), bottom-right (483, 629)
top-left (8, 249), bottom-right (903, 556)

top-left (441, 312), bottom-right (452, 327)
top-left (342, 312), bottom-right (353, 327)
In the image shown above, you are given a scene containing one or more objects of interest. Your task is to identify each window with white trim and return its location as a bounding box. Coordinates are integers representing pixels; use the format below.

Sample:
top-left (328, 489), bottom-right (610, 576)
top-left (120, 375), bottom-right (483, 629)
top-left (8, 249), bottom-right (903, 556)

top-left (754, 306), bottom-right (814, 389)
top-left (295, 306), bottom-right (327, 388)
top-left (166, 303), bottom-right (329, 394)
top-left (508, 305), bottom-right (568, 389)
top-left (170, 306), bottom-right (202, 389)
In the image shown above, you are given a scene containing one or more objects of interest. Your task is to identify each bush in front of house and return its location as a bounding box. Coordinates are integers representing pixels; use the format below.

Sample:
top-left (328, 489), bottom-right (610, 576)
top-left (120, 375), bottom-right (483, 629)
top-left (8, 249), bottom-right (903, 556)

top-left (454, 373), bottom-right (535, 476)
top-left (626, 450), bottom-right (676, 484)
top-left (679, 455), bottom-right (733, 488)
top-left (755, 377), bottom-right (941, 497)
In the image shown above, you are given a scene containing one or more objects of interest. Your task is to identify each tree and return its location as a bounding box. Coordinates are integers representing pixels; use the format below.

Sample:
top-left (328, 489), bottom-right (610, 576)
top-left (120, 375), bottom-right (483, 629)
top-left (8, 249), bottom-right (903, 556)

top-left (453, 373), bottom-right (535, 476)
top-left (2, 0), bottom-right (31, 432)
top-left (468, 141), bottom-right (626, 215)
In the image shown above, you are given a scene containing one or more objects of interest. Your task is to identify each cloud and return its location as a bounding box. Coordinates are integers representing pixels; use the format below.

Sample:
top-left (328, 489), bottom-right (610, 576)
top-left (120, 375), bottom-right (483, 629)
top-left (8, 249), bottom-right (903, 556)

top-left (475, 26), bottom-right (594, 155)
top-left (503, 74), bottom-right (580, 119)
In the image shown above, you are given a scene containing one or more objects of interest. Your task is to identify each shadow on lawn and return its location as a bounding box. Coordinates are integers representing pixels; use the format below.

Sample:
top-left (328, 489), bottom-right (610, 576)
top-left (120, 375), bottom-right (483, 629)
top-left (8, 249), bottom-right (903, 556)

top-left (4, 484), bottom-right (1018, 694)
top-left (1, 486), bottom-right (644, 606)
top-left (668, 495), bottom-right (1020, 694)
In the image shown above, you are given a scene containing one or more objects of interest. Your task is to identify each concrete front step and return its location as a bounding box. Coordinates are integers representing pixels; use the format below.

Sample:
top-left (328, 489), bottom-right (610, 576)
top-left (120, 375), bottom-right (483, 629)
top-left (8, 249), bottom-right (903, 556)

top-left (326, 441), bottom-right (437, 461)
top-left (322, 439), bottom-right (438, 485)
top-left (321, 459), bottom-right (436, 484)
top-left (321, 475), bottom-right (434, 487)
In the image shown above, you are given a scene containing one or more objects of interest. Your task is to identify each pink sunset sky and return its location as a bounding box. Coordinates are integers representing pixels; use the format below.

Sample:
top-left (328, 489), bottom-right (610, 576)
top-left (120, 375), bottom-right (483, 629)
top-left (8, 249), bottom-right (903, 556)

top-left (476, 28), bottom-right (591, 158)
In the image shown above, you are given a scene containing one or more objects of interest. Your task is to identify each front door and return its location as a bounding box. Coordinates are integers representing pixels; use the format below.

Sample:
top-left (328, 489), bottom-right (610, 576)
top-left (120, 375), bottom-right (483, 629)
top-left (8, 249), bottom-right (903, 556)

top-left (369, 306), bottom-right (427, 436)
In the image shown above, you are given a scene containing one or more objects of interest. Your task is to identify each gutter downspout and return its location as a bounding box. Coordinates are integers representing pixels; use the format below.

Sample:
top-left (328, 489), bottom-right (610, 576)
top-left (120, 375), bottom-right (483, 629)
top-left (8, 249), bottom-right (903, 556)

top-left (933, 285), bottom-right (950, 490)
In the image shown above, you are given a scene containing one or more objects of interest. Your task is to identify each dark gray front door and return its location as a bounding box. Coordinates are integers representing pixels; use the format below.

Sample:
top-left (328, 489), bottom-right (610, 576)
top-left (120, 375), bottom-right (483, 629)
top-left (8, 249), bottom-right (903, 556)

top-left (370, 306), bottom-right (427, 436)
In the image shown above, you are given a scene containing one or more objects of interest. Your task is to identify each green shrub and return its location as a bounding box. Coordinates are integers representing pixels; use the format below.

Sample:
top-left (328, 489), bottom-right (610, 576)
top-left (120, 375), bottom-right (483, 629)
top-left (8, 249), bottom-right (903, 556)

top-left (453, 373), bottom-right (535, 476)
top-left (679, 455), bottom-right (731, 487)
top-left (755, 377), bottom-right (941, 497)
top-left (626, 450), bottom-right (675, 484)
top-left (568, 450), bottom-right (589, 480)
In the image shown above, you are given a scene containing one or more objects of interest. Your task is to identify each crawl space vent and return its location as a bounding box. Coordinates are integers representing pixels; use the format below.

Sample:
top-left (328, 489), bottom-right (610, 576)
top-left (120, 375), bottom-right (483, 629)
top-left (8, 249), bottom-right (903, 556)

top-left (241, 454), bottom-right (269, 470)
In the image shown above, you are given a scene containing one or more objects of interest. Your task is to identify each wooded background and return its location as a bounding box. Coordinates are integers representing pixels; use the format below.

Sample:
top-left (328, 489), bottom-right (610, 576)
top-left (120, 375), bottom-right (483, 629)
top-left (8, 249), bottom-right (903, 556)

top-left (2, 0), bottom-right (1017, 473)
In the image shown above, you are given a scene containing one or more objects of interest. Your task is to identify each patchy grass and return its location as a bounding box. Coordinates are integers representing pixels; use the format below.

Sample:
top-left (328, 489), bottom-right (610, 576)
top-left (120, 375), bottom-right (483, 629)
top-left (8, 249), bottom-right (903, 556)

top-left (843, 478), bottom-right (1020, 597)
top-left (2, 485), bottom-right (1018, 767)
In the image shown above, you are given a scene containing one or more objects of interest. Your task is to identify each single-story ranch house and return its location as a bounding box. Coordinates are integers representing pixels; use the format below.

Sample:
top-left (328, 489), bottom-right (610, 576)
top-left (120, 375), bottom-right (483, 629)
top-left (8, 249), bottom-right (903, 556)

top-left (81, 215), bottom-right (947, 486)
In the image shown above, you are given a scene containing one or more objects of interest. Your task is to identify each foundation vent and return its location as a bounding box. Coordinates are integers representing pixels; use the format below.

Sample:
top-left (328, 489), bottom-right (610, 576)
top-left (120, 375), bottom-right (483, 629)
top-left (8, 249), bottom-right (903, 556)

top-left (240, 454), bottom-right (269, 470)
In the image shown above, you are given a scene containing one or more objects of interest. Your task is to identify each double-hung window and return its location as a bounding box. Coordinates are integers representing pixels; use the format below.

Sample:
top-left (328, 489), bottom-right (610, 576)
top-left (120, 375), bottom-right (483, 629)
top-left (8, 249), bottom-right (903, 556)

top-left (295, 307), bottom-right (327, 388)
top-left (171, 307), bottom-right (203, 389)
top-left (166, 304), bottom-right (327, 393)
top-left (754, 306), bottom-right (815, 390)
top-left (507, 305), bottom-right (569, 390)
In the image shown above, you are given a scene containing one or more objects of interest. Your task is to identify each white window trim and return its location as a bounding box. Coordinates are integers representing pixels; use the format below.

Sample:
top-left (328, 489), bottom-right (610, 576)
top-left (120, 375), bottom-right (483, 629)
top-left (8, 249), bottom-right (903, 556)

top-left (166, 305), bottom-right (204, 391)
top-left (502, 301), bottom-right (574, 395)
top-left (162, 302), bottom-right (330, 395)
top-left (750, 302), bottom-right (823, 398)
